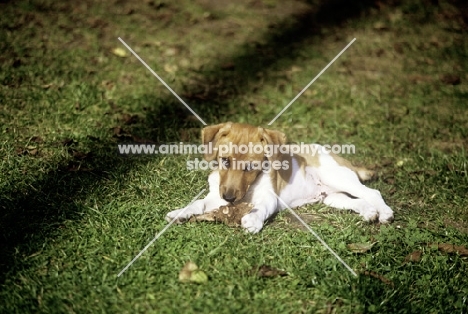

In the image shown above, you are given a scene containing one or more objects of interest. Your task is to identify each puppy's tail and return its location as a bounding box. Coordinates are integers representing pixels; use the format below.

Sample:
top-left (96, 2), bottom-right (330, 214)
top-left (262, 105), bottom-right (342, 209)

top-left (355, 168), bottom-right (375, 182)
top-left (331, 154), bottom-right (375, 182)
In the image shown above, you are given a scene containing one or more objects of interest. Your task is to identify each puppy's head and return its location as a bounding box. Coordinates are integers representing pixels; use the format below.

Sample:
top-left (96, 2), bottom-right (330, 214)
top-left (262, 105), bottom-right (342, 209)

top-left (202, 122), bottom-right (286, 203)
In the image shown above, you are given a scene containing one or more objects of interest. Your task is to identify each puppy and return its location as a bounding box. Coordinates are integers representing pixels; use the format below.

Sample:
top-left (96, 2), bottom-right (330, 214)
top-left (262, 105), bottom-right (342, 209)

top-left (166, 122), bottom-right (393, 233)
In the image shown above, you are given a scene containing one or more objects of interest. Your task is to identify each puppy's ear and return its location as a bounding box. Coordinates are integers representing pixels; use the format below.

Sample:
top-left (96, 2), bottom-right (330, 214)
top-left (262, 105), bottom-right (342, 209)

top-left (259, 127), bottom-right (287, 146)
top-left (259, 127), bottom-right (287, 161)
top-left (202, 122), bottom-right (232, 161)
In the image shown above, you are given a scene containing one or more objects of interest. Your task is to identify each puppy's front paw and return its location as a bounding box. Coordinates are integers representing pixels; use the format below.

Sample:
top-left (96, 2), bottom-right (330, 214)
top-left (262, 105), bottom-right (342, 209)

top-left (378, 206), bottom-right (394, 224)
top-left (360, 206), bottom-right (379, 222)
top-left (165, 208), bottom-right (189, 224)
top-left (241, 213), bottom-right (264, 233)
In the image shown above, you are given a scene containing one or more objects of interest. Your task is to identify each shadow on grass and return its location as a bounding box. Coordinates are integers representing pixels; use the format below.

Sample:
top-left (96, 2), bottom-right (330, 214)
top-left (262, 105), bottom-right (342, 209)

top-left (0, 0), bottom-right (383, 283)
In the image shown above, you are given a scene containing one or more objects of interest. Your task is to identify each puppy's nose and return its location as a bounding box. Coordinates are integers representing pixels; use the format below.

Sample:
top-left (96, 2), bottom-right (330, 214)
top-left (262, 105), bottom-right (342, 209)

top-left (222, 194), bottom-right (236, 203)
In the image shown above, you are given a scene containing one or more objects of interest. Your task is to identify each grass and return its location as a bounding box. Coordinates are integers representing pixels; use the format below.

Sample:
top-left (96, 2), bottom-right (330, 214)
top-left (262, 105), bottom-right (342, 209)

top-left (1, 0), bottom-right (468, 312)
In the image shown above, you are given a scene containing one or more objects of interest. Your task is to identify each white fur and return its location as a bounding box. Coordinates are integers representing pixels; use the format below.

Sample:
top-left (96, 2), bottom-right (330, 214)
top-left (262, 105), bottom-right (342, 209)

top-left (166, 146), bottom-right (393, 233)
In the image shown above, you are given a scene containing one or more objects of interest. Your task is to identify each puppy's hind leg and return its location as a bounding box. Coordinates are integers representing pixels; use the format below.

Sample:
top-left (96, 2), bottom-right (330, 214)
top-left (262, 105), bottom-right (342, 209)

top-left (318, 166), bottom-right (394, 223)
top-left (323, 192), bottom-right (378, 222)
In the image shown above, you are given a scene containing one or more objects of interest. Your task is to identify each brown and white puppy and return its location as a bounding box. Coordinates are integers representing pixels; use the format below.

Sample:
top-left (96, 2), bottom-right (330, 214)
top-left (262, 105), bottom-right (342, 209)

top-left (166, 122), bottom-right (393, 233)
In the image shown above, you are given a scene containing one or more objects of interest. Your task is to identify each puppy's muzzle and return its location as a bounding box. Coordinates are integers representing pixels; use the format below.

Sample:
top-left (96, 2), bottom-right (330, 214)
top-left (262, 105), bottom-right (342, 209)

top-left (222, 193), bottom-right (237, 203)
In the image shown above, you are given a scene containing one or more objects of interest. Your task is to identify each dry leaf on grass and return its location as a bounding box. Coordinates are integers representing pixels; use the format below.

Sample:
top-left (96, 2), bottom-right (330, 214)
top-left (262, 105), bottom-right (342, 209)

top-left (440, 74), bottom-right (461, 85)
top-left (121, 113), bottom-right (139, 125)
top-left (72, 151), bottom-right (91, 160)
top-left (30, 136), bottom-right (43, 143)
top-left (221, 62), bottom-right (235, 70)
top-left (61, 138), bottom-right (76, 147)
top-left (178, 261), bottom-right (208, 284)
top-left (249, 265), bottom-right (288, 278)
top-left (28, 149), bottom-right (38, 156)
top-left (361, 271), bottom-right (394, 287)
top-left (403, 250), bottom-right (423, 264)
top-left (112, 47), bottom-right (129, 57)
top-left (164, 64), bottom-right (178, 73)
top-left (347, 242), bottom-right (378, 253)
top-left (16, 147), bottom-right (38, 156)
top-left (430, 243), bottom-right (468, 256)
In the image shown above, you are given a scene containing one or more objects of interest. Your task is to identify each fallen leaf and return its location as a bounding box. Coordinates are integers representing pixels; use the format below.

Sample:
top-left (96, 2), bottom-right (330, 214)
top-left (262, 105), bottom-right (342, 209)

top-left (440, 74), bottom-right (461, 85)
top-left (72, 151), bottom-right (90, 160)
top-left (88, 17), bottom-right (108, 28)
top-left (347, 242), bottom-right (377, 253)
top-left (373, 21), bottom-right (388, 30)
top-left (396, 159), bottom-right (406, 167)
top-left (101, 80), bottom-right (115, 90)
top-left (179, 58), bottom-right (190, 68)
top-left (431, 243), bottom-right (468, 256)
top-left (16, 148), bottom-right (39, 156)
top-left (190, 270), bottom-right (208, 283)
top-left (112, 48), bottom-right (128, 57)
top-left (164, 47), bottom-right (178, 56)
top-left (361, 271), bottom-right (394, 287)
top-left (179, 261), bottom-right (208, 284)
top-left (429, 36), bottom-right (441, 47)
top-left (15, 148), bottom-right (27, 156)
top-left (290, 65), bottom-right (302, 72)
top-left (61, 138), bottom-right (76, 147)
top-left (41, 81), bottom-right (64, 90)
top-left (121, 114), bottom-right (139, 125)
top-left (28, 149), bottom-right (38, 156)
top-left (108, 100), bottom-right (121, 113)
top-left (249, 265), bottom-right (288, 278)
top-left (221, 62), bottom-right (235, 70)
top-left (393, 42), bottom-right (404, 54)
top-left (375, 48), bottom-right (385, 57)
top-left (112, 127), bottom-right (123, 136)
top-left (164, 63), bottom-right (178, 73)
top-left (404, 250), bottom-right (422, 263)
top-left (31, 136), bottom-right (43, 143)
top-left (409, 75), bottom-right (433, 84)
top-left (425, 58), bottom-right (435, 65)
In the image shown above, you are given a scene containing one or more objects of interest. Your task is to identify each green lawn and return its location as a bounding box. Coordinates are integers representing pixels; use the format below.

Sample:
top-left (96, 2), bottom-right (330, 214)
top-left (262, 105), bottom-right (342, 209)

top-left (1, 0), bottom-right (467, 312)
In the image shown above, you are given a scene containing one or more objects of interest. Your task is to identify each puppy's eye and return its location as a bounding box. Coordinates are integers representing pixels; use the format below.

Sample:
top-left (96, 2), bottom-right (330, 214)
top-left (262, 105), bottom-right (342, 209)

top-left (244, 163), bottom-right (253, 172)
top-left (221, 157), bottom-right (230, 168)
